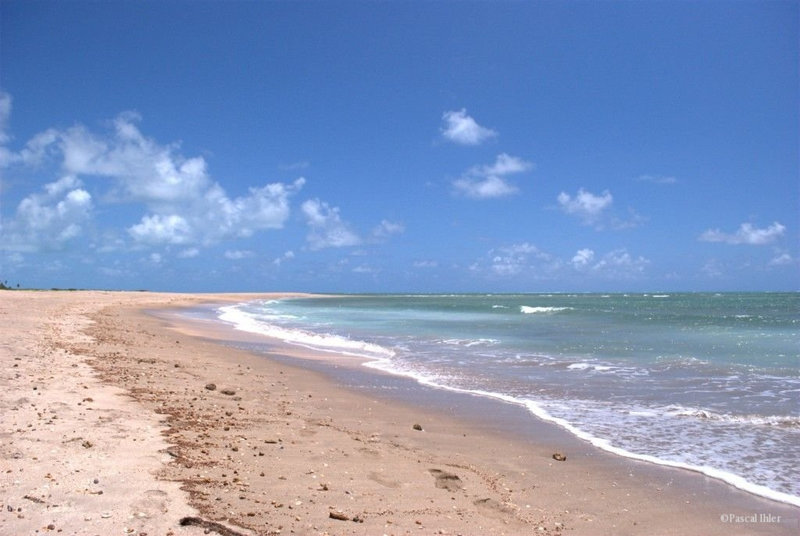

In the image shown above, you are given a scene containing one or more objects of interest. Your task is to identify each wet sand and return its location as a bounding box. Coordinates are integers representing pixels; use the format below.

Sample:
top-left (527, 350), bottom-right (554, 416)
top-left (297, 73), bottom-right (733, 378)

top-left (1, 290), bottom-right (797, 536)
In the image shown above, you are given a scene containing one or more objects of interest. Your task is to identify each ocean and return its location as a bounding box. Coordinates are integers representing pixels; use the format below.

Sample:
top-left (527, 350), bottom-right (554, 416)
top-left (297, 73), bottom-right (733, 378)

top-left (216, 293), bottom-right (800, 507)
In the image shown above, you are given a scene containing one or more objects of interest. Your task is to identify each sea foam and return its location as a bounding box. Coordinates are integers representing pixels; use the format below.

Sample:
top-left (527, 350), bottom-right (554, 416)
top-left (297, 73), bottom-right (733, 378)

top-left (520, 306), bottom-right (570, 314)
top-left (218, 304), bottom-right (394, 359)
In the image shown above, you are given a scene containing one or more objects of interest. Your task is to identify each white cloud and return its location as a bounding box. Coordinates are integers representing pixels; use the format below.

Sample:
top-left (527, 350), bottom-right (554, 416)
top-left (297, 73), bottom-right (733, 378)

top-left (1, 105), bottom-right (305, 251)
top-left (18, 129), bottom-right (60, 167)
top-left (557, 188), bottom-right (613, 224)
top-left (301, 199), bottom-right (361, 250)
top-left (128, 214), bottom-right (192, 245)
top-left (472, 243), bottom-right (648, 281)
top-left (413, 260), bottom-right (439, 268)
top-left (571, 248), bottom-right (595, 268)
top-left (440, 109), bottom-right (497, 145)
top-left (590, 249), bottom-right (649, 277)
top-left (2, 175), bottom-right (93, 252)
top-left (453, 175), bottom-right (518, 198)
top-left (768, 252), bottom-right (793, 266)
top-left (484, 242), bottom-right (558, 277)
top-left (571, 247), bottom-right (649, 277)
top-left (352, 264), bottom-right (377, 274)
top-left (699, 222), bottom-right (786, 245)
top-left (372, 219), bottom-right (405, 240)
top-left (224, 249), bottom-right (254, 260)
top-left (272, 250), bottom-right (295, 266)
top-left (481, 153), bottom-right (531, 176)
top-left (453, 153), bottom-right (532, 199)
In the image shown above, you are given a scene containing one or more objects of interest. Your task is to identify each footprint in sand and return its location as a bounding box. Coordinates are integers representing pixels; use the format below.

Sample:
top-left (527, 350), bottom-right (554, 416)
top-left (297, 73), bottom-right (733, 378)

top-left (368, 471), bottom-right (401, 488)
top-left (473, 497), bottom-right (517, 518)
top-left (428, 468), bottom-right (463, 492)
top-left (357, 447), bottom-right (381, 459)
top-left (130, 489), bottom-right (170, 517)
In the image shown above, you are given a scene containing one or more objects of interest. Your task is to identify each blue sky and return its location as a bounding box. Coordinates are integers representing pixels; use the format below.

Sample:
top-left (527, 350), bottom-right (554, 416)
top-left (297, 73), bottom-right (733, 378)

top-left (1, 1), bottom-right (797, 292)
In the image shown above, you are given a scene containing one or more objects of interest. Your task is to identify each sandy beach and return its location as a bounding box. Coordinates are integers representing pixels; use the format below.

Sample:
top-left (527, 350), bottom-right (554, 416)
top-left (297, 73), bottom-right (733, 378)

top-left (1, 291), bottom-right (798, 536)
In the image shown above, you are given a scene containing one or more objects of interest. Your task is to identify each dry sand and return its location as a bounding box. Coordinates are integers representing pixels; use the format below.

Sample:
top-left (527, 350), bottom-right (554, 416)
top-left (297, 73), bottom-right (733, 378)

top-left (1, 290), bottom-right (797, 536)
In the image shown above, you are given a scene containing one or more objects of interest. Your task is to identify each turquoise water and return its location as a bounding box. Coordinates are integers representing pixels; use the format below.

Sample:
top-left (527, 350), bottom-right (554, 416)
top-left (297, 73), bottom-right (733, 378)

top-left (218, 293), bottom-right (800, 505)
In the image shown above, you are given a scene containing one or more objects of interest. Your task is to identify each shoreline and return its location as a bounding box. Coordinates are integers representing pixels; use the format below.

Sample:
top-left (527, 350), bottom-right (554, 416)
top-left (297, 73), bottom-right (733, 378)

top-left (2, 291), bottom-right (798, 536)
top-left (195, 297), bottom-right (800, 509)
top-left (157, 297), bottom-right (800, 531)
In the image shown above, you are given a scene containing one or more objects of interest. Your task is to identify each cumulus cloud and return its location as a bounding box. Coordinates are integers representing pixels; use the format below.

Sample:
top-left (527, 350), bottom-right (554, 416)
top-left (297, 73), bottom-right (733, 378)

top-left (1, 175), bottom-right (93, 252)
top-left (1, 105), bottom-right (305, 251)
top-left (128, 214), bottom-right (192, 245)
top-left (699, 222), bottom-right (786, 245)
top-left (570, 248), bottom-right (649, 277)
top-left (440, 109), bottom-right (497, 145)
top-left (571, 248), bottom-right (595, 268)
top-left (557, 188), bottom-right (613, 224)
top-left (453, 153), bottom-right (532, 199)
top-left (301, 199), bottom-right (361, 250)
top-left (454, 175), bottom-right (517, 199)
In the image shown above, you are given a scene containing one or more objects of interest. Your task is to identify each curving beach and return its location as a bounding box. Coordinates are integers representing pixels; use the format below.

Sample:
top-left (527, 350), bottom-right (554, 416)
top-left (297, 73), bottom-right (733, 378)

top-left (1, 290), bottom-right (798, 536)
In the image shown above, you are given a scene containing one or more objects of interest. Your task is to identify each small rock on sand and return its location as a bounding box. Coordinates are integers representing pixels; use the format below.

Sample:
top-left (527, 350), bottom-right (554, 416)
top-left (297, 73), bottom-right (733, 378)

top-left (552, 452), bottom-right (567, 461)
top-left (205, 383), bottom-right (217, 391)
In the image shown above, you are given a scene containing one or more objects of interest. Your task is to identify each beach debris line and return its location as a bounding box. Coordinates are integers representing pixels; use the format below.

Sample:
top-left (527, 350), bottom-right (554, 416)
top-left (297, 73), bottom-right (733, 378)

top-left (179, 516), bottom-right (250, 536)
top-left (329, 509), bottom-right (364, 523)
top-left (552, 452), bottom-right (567, 461)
